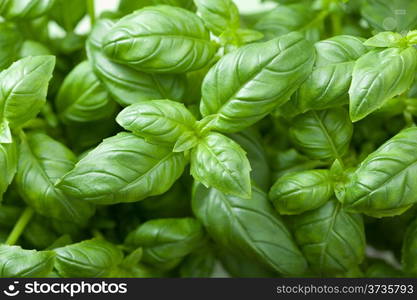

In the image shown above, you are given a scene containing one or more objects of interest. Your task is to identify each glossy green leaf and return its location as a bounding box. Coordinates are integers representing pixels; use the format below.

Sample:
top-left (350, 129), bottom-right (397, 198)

top-left (57, 132), bottom-right (187, 204)
top-left (16, 132), bottom-right (95, 223)
top-left (290, 108), bottom-right (353, 160)
top-left (349, 47), bottom-right (417, 122)
top-left (116, 100), bottom-right (198, 150)
top-left (87, 19), bottom-right (186, 106)
top-left (103, 6), bottom-right (216, 73)
top-left (194, 0), bottom-right (239, 36)
top-left (343, 127), bottom-right (417, 217)
top-left (0, 140), bottom-right (17, 201)
top-left (0, 0), bottom-right (55, 20)
top-left (0, 55), bottom-right (55, 130)
top-left (190, 132), bottom-right (251, 199)
top-left (193, 183), bottom-right (308, 276)
top-left (0, 245), bottom-right (55, 277)
top-left (296, 35), bottom-right (368, 111)
top-left (292, 200), bottom-right (365, 276)
top-left (54, 239), bottom-right (123, 278)
top-left (125, 218), bottom-right (205, 269)
top-left (55, 61), bottom-right (117, 124)
top-left (269, 169), bottom-right (333, 215)
top-left (200, 32), bottom-right (315, 133)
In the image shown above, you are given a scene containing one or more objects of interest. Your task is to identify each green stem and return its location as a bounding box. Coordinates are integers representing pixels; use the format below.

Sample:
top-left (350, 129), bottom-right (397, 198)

top-left (87, 0), bottom-right (95, 27)
top-left (6, 207), bottom-right (34, 245)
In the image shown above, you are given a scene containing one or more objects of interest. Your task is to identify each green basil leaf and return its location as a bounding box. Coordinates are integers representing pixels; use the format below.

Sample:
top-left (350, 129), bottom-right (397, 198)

top-left (0, 140), bottom-right (17, 201)
top-left (190, 132), bottom-right (251, 199)
top-left (49, 0), bottom-right (86, 32)
top-left (349, 47), bottom-right (417, 122)
top-left (269, 169), bottom-right (333, 215)
top-left (193, 183), bottom-right (308, 276)
top-left (290, 108), bottom-right (353, 160)
top-left (179, 246), bottom-right (215, 278)
top-left (125, 218), bottom-right (205, 269)
top-left (296, 35), bottom-right (368, 111)
top-left (364, 31), bottom-right (405, 48)
top-left (0, 55), bottom-right (55, 130)
top-left (194, 0), bottom-right (240, 36)
top-left (0, 23), bottom-right (23, 70)
top-left (219, 248), bottom-right (278, 277)
top-left (0, 0), bottom-right (55, 20)
top-left (200, 32), bottom-right (315, 133)
top-left (292, 200), bottom-right (365, 276)
top-left (227, 129), bottom-right (271, 192)
top-left (55, 61), bottom-right (117, 124)
top-left (254, 4), bottom-right (318, 41)
top-left (57, 132), bottom-right (187, 204)
top-left (87, 19), bottom-right (186, 106)
top-left (116, 100), bottom-right (198, 149)
top-left (402, 218), bottom-right (417, 276)
top-left (0, 245), bottom-right (55, 277)
top-left (16, 132), bottom-right (95, 223)
top-left (54, 239), bottom-right (123, 278)
top-left (102, 6), bottom-right (216, 73)
top-left (343, 127), bottom-right (417, 217)
top-left (361, 0), bottom-right (417, 33)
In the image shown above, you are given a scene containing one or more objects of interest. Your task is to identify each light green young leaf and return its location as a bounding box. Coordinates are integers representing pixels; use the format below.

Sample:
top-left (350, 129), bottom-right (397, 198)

top-left (125, 218), bottom-right (205, 270)
top-left (364, 31), bottom-right (405, 48)
top-left (16, 132), bottom-right (95, 223)
top-left (54, 239), bottom-right (123, 278)
top-left (200, 32), bottom-right (315, 133)
top-left (103, 6), bottom-right (216, 73)
top-left (116, 100), bottom-right (197, 148)
top-left (343, 127), bottom-right (417, 217)
top-left (349, 47), bottom-right (417, 122)
top-left (290, 108), bottom-right (353, 160)
top-left (194, 0), bottom-right (240, 36)
top-left (192, 183), bottom-right (308, 276)
top-left (57, 132), bottom-right (187, 204)
top-left (292, 200), bottom-right (365, 276)
top-left (0, 140), bottom-right (17, 201)
top-left (0, 55), bottom-right (55, 129)
top-left (190, 132), bottom-right (251, 199)
top-left (56, 61), bottom-right (117, 124)
top-left (0, 245), bottom-right (55, 277)
top-left (269, 170), bottom-right (333, 215)
top-left (87, 19), bottom-right (186, 106)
